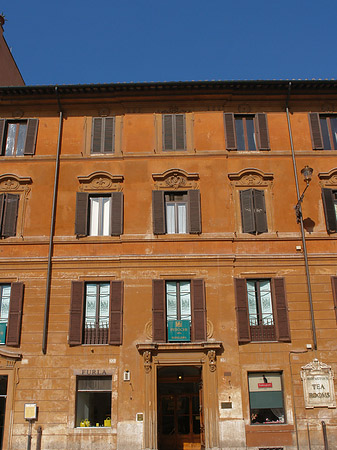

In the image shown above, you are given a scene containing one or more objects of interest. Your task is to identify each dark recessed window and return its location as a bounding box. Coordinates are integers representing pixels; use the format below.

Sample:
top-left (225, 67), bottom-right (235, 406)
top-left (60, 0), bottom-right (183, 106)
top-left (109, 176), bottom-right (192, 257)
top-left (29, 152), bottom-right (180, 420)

top-left (0, 119), bottom-right (38, 156)
top-left (76, 376), bottom-right (112, 427)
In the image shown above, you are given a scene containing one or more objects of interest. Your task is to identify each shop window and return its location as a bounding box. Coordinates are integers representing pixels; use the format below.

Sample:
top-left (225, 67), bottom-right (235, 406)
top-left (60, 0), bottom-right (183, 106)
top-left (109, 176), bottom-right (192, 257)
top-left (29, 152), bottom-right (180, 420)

top-left (248, 372), bottom-right (285, 424)
top-left (91, 117), bottom-right (115, 154)
top-left (322, 188), bottom-right (337, 233)
top-left (240, 189), bottom-right (268, 234)
top-left (309, 113), bottom-right (337, 150)
top-left (224, 113), bottom-right (270, 151)
top-left (76, 376), bottom-right (112, 427)
top-left (162, 114), bottom-right (186, 151)
top-left (0, 119), bottom-right (38, 156)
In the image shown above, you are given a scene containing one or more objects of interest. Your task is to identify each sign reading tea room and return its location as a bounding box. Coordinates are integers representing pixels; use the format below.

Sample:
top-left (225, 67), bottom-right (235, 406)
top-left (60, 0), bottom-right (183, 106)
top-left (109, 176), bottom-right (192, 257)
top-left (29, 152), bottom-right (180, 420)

top-left (301, 359), bottom-right (336, 408)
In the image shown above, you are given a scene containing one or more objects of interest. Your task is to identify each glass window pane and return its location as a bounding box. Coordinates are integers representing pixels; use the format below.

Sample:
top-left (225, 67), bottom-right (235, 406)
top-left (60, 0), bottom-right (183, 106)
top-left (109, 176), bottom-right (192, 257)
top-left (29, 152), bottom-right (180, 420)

top-left (177, 415), bottom-right (190, 434)
top-left (166, 282), bottom-right (177, 320)
top-left (102, 198), bottom-right (111, 236)
top-left (320, 118), bottom-right (331, 150)
top-left (247, 281), bottom-right (258, 325)
top-left (179, 282), bottom-right (191, 320)
top-left (330, 117), bottom-right (337, 150)
top-left (85, 284), bottom-right (97, 325)
top-left (99, 283), bottom-right (110, 326)
top-left (90, 198), bottom-right (99, 236)
top-left (5, 124), bottom-right (16, 156)
top-left (177, 203), bottom-right (187, 233)
top-left (166, 203), bottom-right (176, 234)
top-left (0, 285), bottom-right (11, 323)
top-left (235, 118), bottom-right (245, 150)
top-left (259, 280), bottom-right (273, 325)
top-left (246, 118), bottom-right (257, 151)
top-left (16, 123), bottom-right (27, 156)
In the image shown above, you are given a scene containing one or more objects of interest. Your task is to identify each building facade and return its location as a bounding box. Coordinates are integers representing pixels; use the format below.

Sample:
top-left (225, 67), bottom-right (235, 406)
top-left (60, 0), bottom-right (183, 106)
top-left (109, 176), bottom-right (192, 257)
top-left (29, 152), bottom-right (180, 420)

top-left (0, 80), bottom-right (335, 449)
top-left (0, 16), bottom-right (24, 87)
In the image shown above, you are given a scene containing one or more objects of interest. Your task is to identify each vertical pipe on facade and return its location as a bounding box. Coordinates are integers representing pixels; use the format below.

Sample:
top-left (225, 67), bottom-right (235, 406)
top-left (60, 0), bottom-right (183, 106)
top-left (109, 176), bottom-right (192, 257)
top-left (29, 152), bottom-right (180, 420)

top-left (42, 87), bottom-right (63, 354)
top-left (286, 81), bottom-right (317, 351)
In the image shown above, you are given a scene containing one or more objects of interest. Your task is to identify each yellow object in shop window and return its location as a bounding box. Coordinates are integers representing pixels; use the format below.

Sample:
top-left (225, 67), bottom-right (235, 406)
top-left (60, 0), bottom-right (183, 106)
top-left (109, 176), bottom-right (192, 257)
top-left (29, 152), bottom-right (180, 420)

top-left (104, 417), bottom-right (111, 427)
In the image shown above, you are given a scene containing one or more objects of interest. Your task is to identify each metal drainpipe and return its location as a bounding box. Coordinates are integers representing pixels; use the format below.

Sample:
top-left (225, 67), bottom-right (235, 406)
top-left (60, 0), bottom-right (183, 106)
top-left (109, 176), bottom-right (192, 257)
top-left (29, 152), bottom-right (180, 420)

top-left (286, 81), bottom-right (317, 351)
top-left (42, 87), bottom-right (63, 354)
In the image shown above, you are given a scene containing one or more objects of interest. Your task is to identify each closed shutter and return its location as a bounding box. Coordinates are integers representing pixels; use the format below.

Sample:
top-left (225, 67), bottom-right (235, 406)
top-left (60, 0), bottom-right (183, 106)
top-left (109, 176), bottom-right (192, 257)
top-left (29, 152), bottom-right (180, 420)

top-left (24, 119), bottom-right (39, 155)
top-left (152, 280), bottom-right (166, 342)
top-left (110, 192), bottom-right (123, 236)
top-left (6, 282), bottom-right (24, 347)
top-left (224, 113), bottom-right (237, 150)
top-left (75, 192), bottom-right (89, 236)
top-left (309, 113), bottom-right (324, 150)
top-left (103, 117), bottom-right (115, 153)
top-left (255, 113), bottom-right (270, 150)
top-left (2, 194), bottom-right (19, 237)
top-left (253, 189), bottom-right (268, 233)
top-left (192, 279), bottom-right (206, 341)
top-left (331, 276), bottom-right (337, 321)
top-left (163, 115), bottom-right (174, 150)
top-left (69, 281), bottom-right (84, 345)
top-left (0, 194), bottom-right (5, 236)
top-left (175, 114), bottom-right (186, 150)
top-left (152, 190), bottom-right (165, 234)
top-left (91, 118), bottom-right (103, 153)
top-left (188, 190), bottom-right (201, 234)
top-left (240, 189), bottom-right (255, 233)
top-left (273, 278), bottom-right (291, 342)
top-left (322, 188), bottom-right (337, 233)
top-left (109, 281), bottom-right (123, 345)
top-left (234, 278), bottom-right (251, 343)
top-left (0, 119), bottom-right (5, 154)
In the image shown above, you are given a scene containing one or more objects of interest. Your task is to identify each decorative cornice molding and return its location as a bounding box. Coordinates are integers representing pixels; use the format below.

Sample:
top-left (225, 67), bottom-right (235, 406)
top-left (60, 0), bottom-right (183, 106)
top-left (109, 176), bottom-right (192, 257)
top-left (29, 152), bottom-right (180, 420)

top-left (152, 168), bottom-right (199, 190)
top-left (0, 174), bottom-right (32, 196)
top-left (318, 168), bottom-right (337, 187)
top-left (228, 168), bottom-right (274, 187)
top-left (78, 171), bottom-right (124, 192)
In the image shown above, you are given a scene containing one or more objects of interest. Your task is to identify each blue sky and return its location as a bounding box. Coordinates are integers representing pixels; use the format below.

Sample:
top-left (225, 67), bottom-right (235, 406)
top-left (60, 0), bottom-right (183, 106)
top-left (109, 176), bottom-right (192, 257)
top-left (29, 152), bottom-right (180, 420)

top-left (2, 0), bottom-right (336, 86)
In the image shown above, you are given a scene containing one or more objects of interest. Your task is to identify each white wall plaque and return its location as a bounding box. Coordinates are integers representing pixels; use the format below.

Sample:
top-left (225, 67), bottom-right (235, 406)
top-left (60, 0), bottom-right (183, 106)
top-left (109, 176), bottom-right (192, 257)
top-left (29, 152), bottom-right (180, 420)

top-left (301, 358), bottom-right (336, 408)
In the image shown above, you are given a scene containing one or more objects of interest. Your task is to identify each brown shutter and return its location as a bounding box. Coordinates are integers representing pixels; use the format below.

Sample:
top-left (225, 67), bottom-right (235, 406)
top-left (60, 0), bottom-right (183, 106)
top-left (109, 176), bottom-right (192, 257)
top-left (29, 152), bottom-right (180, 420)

top-left (2, 194), bottom-right (19, 237)
top-left (152, 190), bottom-right (165, 234)
top-left (152, 280), bottom-right (166, 342)
top-left (91, 118), bottom-right (103, 153)
top-left (192, 279), bottom-right (206, 341)
top-left (6, 282), bottom-right (24, 347)
top-left (0, 194), bottom-right (5, 236)
top-left (69, 281), bottom-right (84, 345)
top-left (309, 113), bottom-right (324, 150)
top-left (322, 188), bottom-right (337, 233)
top-left (224, 113), bottom-right (237, 150)
top-left (234, 278), bottom-right (251, 343)
top-left (255, 113), bottom-right (270, 150)
top-left (23, 119), bottom-right (38, 155)
top-left (331, 277), bottom-right (337, 321)
top-left (188, 190), bottom-right (201, 234)
top-left (163, 115), bottom-right (173, 150)
top-left (240, 189), bottom-right (255, 233)
top-left (110, 192), bottom-right (123, 236)
top-left (109, 281), bottom-right (123, 345)
top-left (273, 278), bottom-right (291, 342)
top-left (103, 117), bottom-right (115, 153)
top-left (75, 192), bottom-right (89, 236)
top-left (253, 189), bottom-right (268, 233)
top-left (175, 114), bottom-right (186, 150)
top-left (0, 119), bottom-right (5, 154)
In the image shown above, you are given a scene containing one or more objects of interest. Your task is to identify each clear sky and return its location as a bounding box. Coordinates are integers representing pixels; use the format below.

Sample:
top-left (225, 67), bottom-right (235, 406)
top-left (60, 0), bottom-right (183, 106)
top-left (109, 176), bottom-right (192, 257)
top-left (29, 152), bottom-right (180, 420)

top-left (2, 0), bottom-right (336, 86)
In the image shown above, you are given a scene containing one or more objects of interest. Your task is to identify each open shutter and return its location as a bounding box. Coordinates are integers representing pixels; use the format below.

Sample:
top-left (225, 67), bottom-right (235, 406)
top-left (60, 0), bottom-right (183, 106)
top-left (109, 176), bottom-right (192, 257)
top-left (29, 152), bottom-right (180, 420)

top-left (175, 114), bottom-right (186, 150)
top-left (152, 280), bottom-right (166, 342)
top-left (6, 282), bottom-right (24, 347)
top-left (309, 113), bottom-right (324, 150)
top-left (69, 281), bottom-right (84, 345)
top-left (163, 115), bottom-right (174, 150)
top-left (103, 117), bottom-right (115, 153)
top-left (110, 192), bottom-right (123, 236)
top-left (322, 188), bottom-right (337, 233)
top-left (234, 278), bottom-right (251, 343)
top-left (75, 192), bottom-right (89, 236)
top-left (23, 119), bottom-right (38, 155)
top-left (152, 190), bottom-right (165, 234)
top-left (0, 119), bottom-right (5, 154)
top-left (331, 277), bottom-right (337, 322)
top-left (0, 194), bottom-right (5, 236)
top-left (224, 113), bottom-right (237, 150)
top-left (109, 281), bottom-right (123, 345)
top-left (255, 113), bottom-right (270, 150)
top-left (2, 194), bottom-right (19, 237)
top-left (188, 190), bottom-right (201, 234)
top-left (253, 189), bottom-right (268, 233)
top-left (273, 278), bottom-right (291, 342)
top-left (240, 189), bottom-right (255, 233)
top-left (192, 279), bottom-right (206, 341)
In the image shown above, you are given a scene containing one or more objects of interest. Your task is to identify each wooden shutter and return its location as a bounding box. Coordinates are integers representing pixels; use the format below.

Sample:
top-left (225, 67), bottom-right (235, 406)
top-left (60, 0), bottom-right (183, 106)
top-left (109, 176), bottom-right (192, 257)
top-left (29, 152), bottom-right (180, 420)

top-left (255, 113), bottom-right (270, 150)
top-left (322, 188), bottom-right (337, 233)
top-left (152, 280), bottom-right (166, 342)
top-left (309, 113), bottom-right (324, 150)
top-left (163, 115), bottom-right (174, 150)
top-left (188, 190), bottom-right (201, 234)
top-left (75, 192), bottom-right (89, 236)
top-left (224, 113), bottom-right (237, 150)
top-left (110, 192), bottom-right (123, 236)
top-left (234, 278), bottom-right (251, 343)
top-left (109, 281), bottom-right (123, 345)
top-left (240, 189), bottom-right (255, 233)
top-left (23, 119), bottom-right (38, 155)
top-left (152, 190), bottom-right (165, 234)
top-left (175, 114), bottom-right (186, 150)
top-left (253, 189), bottom-right (268, 233)
top-left (91, 118), bottom-right (103, 153)
top-left (0, 119), bottom-right (5, 154)
top-left (192, 279), bottom-right (206, 341)
top-left (69, 281), bottom-right (84, 345)
top-left (6, 282), bottom-right (24, 347)
top-left (103, 117), bottom-right (115, 153)
top-left (0, 194), bottom-right (5, 236)
top-left (331, 276), bottom-right (337, 321)
top-left (2, 194), bottom-right (19, 237)
top-left (272, 278), bottom-right (291, 342)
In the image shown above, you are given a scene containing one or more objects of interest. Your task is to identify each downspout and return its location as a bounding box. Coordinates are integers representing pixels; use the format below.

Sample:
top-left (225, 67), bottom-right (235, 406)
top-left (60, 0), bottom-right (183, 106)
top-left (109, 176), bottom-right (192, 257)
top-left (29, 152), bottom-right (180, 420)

top-left (42, 87), bottom-right (63, 354)
top-left (286, 81), bottom-right (317, 351)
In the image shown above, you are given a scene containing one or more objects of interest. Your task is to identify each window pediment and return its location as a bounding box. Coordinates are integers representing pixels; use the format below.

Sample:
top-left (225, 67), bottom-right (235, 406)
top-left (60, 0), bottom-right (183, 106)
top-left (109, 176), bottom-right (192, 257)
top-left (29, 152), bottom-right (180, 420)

top-left (77, 172), bottom-right (123, 192)
top-left (318, 168), bottom-right (337, 187)
top-left (228, 168), bottom-right (273, 188)
top-left (0, 174), bottom-right (32, 196)
top-left (152, 169), bottom-right (199, 190)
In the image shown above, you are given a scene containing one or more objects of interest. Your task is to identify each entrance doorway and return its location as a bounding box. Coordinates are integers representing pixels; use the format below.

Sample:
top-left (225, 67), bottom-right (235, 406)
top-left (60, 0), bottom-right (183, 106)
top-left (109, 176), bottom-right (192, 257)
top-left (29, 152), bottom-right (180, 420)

top-left (157, 366), bottom-right (203, 450)
top-left (0, 376), bottom-right (7, 450)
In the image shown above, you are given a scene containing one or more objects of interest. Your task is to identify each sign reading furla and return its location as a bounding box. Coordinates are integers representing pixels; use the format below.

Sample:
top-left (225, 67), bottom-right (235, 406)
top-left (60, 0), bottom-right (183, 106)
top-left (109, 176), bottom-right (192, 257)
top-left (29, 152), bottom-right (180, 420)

top-left (301, 358), bottom-right (336, 408)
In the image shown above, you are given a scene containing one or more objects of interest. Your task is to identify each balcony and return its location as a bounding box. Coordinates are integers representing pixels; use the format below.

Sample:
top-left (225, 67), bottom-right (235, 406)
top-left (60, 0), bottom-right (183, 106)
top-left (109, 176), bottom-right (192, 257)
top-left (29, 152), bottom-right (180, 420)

top-left (84, 322), bottom-right (109, 345)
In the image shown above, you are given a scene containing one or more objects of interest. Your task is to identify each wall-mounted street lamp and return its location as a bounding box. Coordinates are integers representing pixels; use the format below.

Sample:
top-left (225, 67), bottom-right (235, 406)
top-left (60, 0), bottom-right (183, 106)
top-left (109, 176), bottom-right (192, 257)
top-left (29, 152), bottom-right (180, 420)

top-left (294, 165), bottom-right (313, 223)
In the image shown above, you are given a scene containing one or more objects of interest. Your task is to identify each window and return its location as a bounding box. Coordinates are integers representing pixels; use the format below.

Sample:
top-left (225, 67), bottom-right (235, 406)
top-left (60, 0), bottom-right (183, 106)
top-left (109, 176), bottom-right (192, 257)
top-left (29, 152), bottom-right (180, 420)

top-left (76, 376), bottom-right (112, 427)
top-left (0, 194), bottom-right (19, 238)
top-left (234, 278), bottom-right (290, 343)
top-left (224, 113), bottom-right (270, 151)
top-left (322, 188), bottom-right (337, 233)
top-left (0, 119), bottom-right (38, 156)
top-left (75, 192), bottom-right (123, 237)
top-left (152, 190), bottom-right (201, 235)
top-left (152, 279), bottom-right (206, 343)
top-left (331, 276), bottom-right (337, 322)
top-left (0, 283), bottom-right (24, 347)
top-left (309, 113), bottom-right (337, 150)
top-left (91, 117), bottom-right (115, 154)
top-left (69, 281), bottom-right (123, 346)
top-left (240, 189), bottom-right (267, 234)
top-left (248, 372), bottom-right (285, 425)
top-left (162, 114), bottom-right (186, 151)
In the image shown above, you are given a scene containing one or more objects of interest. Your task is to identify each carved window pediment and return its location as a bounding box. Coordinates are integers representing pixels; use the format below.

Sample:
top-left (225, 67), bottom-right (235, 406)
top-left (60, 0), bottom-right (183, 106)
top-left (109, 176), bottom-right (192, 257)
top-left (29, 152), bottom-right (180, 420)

top-left (0, 174), bottom-right (32, 197)
top-left (228, 168), bottom-right (273, 188)
top-left (78, 171), bottom-right (124, 192)
top-left (318, 168), bottom-right (337, 187)
top-left (152, 169), bottom-right (199, 190)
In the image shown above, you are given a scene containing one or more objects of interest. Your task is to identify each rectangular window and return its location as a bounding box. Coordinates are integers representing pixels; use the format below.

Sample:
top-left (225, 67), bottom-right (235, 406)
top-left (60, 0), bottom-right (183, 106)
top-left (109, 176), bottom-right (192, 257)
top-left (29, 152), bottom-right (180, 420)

top-left (248, 372), bottom-right (285, 424)
top-left (322, 188), bottom-right (337, 233)
top-left (165, 193), bottom-right (188, 234)
top-left (309, 113), bottom-right (337, 150)
top-left (0, 119), bottom-right (38, 156)
top-left (91, 117), bottom-right (115, 154)
top-left (162, 114), bottom-right (186, 151)
top-left (235, 116), bottom-right (257, 151)
top-left (166, 281), bottom-right (191, 341)
top-left (84, 283), bottom-right (110, 345)
top-left (0, 193), bottom-right (19, 238)
top-left (89, 196), bottom-right (111, 236)
top-left (240, 189), bottom-right (268, 234)
top-left (247, 280), bottom-right (275, 341)
top-left (224, 113), bottom-right (270, 151)
top-left (76, 376), bottom-right (112, 427)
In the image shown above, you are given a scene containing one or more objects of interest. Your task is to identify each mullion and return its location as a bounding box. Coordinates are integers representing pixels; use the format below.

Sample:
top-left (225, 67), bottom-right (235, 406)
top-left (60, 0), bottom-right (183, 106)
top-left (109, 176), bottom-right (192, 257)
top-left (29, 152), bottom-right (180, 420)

top-left (95, 284), bottom-right (100, 328)
top-left (242, 118), bottom-right (249, 151)
top-left (176, 282), bottom-right (181, 320)
top-left (255, 281), bottom-right (262, 325)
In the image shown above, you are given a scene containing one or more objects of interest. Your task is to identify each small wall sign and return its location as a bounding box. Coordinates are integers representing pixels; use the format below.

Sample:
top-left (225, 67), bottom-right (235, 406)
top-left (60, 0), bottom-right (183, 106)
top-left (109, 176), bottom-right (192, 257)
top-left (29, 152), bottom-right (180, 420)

top-left (24, 403), bottom-right (37, 420)
top-left (301, 358), bottom-right (336, 408)
top-left (167, 320), bottom-right (190, 341)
